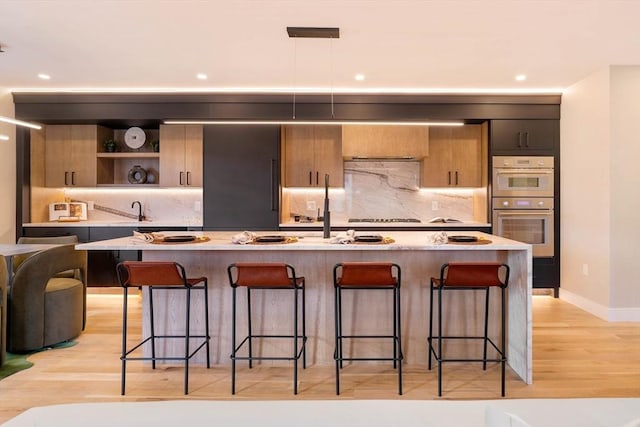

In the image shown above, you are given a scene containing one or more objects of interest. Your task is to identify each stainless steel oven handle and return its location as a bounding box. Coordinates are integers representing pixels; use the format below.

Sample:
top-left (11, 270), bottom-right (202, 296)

top-left (495, 211), bottom-right (553, 216)
top-left (495, 170), bottom-right (553, 175)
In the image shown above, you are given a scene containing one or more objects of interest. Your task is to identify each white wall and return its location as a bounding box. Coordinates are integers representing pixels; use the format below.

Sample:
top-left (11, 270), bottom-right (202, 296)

top-left (609, 67), bottom-right (640, 312)
top-left (0, 89), bottom-right (16, 244)
top-left (560, 66), bottom-right (640, 321)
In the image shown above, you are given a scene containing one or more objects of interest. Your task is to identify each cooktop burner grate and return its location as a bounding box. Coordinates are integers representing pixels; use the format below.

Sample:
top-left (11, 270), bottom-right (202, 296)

top-left (348, 218), bottom-right (421, 223)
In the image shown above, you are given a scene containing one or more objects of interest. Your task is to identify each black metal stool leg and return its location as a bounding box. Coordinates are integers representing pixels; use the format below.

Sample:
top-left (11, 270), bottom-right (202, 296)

top-left (184, 287), bottom-right (191, 395)
top-left (302, 283), bottom-right (307, 369)
top-left (396, 285), bottom-right (403, 395)
top-left (149, 287), bottom-right (156, 370)
top-left (501, 286), bottom-right (506, 397)
top-left (483, 287), bottom-right (490, 370)
top-left (121, 286), bottom-right (128, 395)
top-left (204, 282), bottom-right (211, 368)
top-left (334, 285), bottom-right (341, 395)
top-left (247, 287), bottom-right (253, 369)
top-left (293, 286), bottom-right (299, 395)
top-left (437, 285), bottom-right (443, 397)
top-left (428, 279), bottom-right (434, 370)
top-left (231, 287), bottom-right (237, 395)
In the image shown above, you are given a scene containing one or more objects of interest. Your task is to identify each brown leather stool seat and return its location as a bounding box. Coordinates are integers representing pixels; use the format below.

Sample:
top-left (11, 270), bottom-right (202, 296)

top-left (116, 261), bottom-right (210, 395)
top-left (227, 263), bottom-right (306, 394)
top-left (333, 262), bottom-right (403, 395)
top-left (428, 262), bottom-right (510, 396)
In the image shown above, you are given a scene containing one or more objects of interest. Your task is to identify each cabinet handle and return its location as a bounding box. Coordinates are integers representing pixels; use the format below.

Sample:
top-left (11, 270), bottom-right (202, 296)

top-left (71, 171), bottom-right (76, 186)
top-left (517, 131), bottom-right (522, 148)
top-left (179, 171), bottom-right (184, 186)
top-left (316, 171), bottom-right (319, 186)
top-left (64, 171), bottom-right (69, 186)
top-left (186, 171), bottom-right (191, 186)
top-left (524, 131), bottom-right (530, 148)
top-left (270, 159), bottom-right (277, 211)
top-left (455, 171), bottom-right (459, 185)
top-left (309, 171), bottom-right (312, 185)
top-left (447, 171), bottom-right (452, 185)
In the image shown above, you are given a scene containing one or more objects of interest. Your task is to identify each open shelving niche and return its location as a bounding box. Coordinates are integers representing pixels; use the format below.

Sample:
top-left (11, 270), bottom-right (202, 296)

top-left (96, 128), bottom-right (160, 186)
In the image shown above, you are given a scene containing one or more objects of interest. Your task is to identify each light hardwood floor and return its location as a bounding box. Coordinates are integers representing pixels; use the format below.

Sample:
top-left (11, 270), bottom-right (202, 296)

top-left (1, 290), bottom-right (638, 424)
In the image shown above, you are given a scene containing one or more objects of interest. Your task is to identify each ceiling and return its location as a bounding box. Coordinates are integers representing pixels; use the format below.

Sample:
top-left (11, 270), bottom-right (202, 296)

top-left (1, 0), bottom-right (640, 94)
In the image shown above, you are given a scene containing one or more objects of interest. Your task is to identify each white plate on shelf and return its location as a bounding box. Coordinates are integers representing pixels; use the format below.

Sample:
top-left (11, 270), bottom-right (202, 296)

top-left (124, 127), bottom-right (146, 149)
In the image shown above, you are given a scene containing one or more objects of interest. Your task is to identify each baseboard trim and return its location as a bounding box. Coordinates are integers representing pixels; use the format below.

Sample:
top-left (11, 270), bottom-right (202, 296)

top-left (559, 289), bottom-right (640, 322)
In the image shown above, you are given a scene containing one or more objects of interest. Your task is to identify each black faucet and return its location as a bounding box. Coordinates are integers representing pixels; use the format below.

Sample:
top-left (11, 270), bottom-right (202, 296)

top-left (131, 201), bottom-right (145, 222)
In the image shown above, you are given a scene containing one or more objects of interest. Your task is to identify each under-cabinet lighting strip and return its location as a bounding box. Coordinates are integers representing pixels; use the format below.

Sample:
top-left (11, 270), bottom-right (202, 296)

top-left (0, 116), bottom-right (42, 130)
top-left (164, 120), bottom-right (464, 127)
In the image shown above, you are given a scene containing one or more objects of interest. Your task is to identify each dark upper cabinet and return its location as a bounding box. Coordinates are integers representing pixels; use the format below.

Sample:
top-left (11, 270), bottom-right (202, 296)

top-left (203, 125), bottom-right (280, 230)
top-left (491, 120), bottom-right (559, 154)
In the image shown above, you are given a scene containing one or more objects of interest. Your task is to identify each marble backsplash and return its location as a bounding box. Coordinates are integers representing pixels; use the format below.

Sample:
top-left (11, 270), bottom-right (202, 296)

top-left (283, 160), bottom-right (486, 223)
top-left (30, 187), bottom-right (203, 225)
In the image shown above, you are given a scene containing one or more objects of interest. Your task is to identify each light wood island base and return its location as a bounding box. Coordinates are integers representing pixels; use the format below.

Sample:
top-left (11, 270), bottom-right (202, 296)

top-left (77, 231), bottom-right (532, 383)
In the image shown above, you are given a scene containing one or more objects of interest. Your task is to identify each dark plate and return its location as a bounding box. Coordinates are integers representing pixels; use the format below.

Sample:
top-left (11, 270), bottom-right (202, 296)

top-left (448, 235), bottom-right (478, 243)
top-left (355, 235), bottom-right (383, 243)
top-left (255, 235), bottom-right (286, 243)
top-left (163, 235), bottom-right (196, 243)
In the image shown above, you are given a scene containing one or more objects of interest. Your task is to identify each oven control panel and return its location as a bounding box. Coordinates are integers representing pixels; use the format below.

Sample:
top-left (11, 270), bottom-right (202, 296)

top-left (492, 197), bottom-right (554, 210)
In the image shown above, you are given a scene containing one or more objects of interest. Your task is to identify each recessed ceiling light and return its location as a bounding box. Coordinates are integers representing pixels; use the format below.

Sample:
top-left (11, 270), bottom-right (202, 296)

top-left (515, 74), bottom-right (527, 81)
top-left (0, 135), bottom-right (9, 141)
top-left (354, 74), bottom-right (365, 81)
top-left (38, 73), bottom-right (51, 80)
top-left (196, 73), bottom-right (207, 80)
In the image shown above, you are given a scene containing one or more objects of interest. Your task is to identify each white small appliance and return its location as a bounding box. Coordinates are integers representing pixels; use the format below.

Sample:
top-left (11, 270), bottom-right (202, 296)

top-left (49, 202), bottom-right (88, 221)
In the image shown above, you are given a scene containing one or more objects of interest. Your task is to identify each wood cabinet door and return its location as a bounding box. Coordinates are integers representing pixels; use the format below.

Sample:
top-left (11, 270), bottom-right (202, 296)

top-left (159, 125), bottom-right (187, 186)
top-left (313, 126), bottom-right (343, 187)
top-left (69, 125), bottom-right (97, 186)
top-left (45, 125), bottom-right (71, 187)
top-left (184, 125), bottom-right (203, 187)
top-left (283, 126), bottom-right (315, 187)
top-left (422, 125), bottom-right (482, 187)
top-left (451, 125), bottom-right (482, 187)
top-left (342, 125), bottom-right (429, 158)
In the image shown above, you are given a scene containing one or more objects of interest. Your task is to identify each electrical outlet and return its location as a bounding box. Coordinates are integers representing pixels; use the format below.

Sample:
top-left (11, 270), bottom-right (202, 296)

top-left (431, 201), bottom-right (439, 211)
top-left (306, 200), bottom-right (316, 211)
top-left (194, 201), bottom-right (201, 212)
top-left (582, 263), bottom-right (589, 276)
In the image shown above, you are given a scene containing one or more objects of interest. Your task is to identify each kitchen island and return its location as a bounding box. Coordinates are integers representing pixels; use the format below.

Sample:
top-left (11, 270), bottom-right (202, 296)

top-left (77, 231), bottom-right (532, 384)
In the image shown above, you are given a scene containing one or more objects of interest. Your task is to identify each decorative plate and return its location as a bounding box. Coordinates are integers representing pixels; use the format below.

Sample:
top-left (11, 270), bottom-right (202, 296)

top-left (355, 235), bottom-right (384, 243)
top-left (447, 235), bottom-right (478, 243)
top-left (163, 235), bottom-right (196, 243)
top-left (124, 127), bottom-right (146, 149)
top-left (255, 235), bottom-right (286, 243)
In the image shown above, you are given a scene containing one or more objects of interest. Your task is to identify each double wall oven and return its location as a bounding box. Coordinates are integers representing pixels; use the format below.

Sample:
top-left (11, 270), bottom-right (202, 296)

top-left (492, 156), bottom-right (555, 259)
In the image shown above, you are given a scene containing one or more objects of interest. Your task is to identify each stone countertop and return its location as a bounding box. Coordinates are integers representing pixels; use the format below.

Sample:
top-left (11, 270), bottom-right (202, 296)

top-left (76, 230), bottom-right (529, 252)
top-left (280, 221), bottom-right (492, 228)
top-left (23, 221), bottom-right (203, 228)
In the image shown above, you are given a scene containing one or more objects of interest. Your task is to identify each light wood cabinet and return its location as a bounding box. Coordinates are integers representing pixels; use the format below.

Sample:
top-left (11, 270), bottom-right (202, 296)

top-left (341, 125), bottom-right (429, 158)
top-left (159, 124), bottom-right (203, 187)
top-left (282, 125), bottom-right (343, 187)
top-left (45, 125), bottom-right (108, 187)
top-left (422, 125), bottom-right (482, 187)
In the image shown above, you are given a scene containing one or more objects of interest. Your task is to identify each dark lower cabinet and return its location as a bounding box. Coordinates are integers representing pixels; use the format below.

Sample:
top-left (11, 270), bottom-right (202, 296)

top-left (203, 125), bottom-right (280, 230)
top-left (491, 120), bottom-right (559, 154)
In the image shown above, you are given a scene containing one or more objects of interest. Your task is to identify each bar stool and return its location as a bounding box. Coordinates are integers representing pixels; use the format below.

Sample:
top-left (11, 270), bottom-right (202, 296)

top-left (333, 262), bottom-right (402, 395)
top-left (428, 262), bottom-right (510, 396)
top-left (227, 263), bottom-right (306, 394)
top-left (116, 261), bottom-right (210, 395)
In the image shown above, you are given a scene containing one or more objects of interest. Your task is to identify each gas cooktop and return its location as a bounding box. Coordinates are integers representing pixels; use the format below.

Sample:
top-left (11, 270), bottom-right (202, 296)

top-left (348, 218), bottom-right (422, 223)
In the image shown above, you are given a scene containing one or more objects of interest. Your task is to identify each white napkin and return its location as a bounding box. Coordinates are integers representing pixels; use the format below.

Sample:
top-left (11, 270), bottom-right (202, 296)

top-left (231, 231), bottom-right (256, 244)
top-left (131, 231), bottom-right (154, 243)
top-left (330, 229), bottom-right (355, 244)
top-left (430, 231), bottom-right (448, 245)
